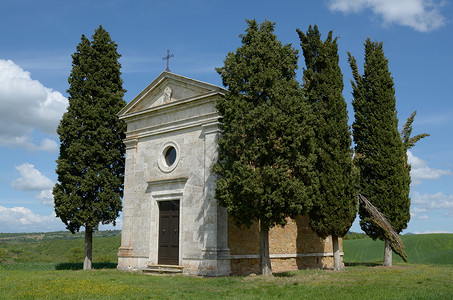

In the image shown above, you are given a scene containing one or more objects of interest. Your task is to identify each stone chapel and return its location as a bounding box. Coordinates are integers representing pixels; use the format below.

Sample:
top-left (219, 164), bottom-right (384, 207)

top-left (117, 71), bottom-right (342, 276)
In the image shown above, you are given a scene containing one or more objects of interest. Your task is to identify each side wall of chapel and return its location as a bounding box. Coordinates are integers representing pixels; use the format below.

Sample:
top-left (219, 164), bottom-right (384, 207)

top-left (228, 215), bottom-right (343, 275)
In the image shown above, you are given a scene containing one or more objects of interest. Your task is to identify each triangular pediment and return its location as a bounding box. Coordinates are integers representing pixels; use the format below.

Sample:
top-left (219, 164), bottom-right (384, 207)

top-left (118, 71), bottom-right (226, 117)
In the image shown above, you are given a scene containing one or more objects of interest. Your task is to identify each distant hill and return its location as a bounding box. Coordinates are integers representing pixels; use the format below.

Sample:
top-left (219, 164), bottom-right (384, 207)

top-left (0, 230), bottom-right (121, 264)
top-left (343, 231), bottom-right (368, 240)
top-left (0, 230), bottom-right (120, 241)
top-left (343, 233), bottom-right (453, 265)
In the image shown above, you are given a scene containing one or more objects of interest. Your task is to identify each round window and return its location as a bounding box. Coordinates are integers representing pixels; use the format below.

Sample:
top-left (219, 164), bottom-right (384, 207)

top-left (158, 141), bottom-right (180, 173)
top-left (165, 146), bottom-right (177, 166)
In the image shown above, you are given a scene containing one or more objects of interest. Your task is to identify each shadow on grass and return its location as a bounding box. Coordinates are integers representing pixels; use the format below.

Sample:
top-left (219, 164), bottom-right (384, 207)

top-left (274, 272), bottom-right (295, 278)
top-left (345, 262), bottom-right (381, 267)
top-left (55, 262), bottom-right (117, 270)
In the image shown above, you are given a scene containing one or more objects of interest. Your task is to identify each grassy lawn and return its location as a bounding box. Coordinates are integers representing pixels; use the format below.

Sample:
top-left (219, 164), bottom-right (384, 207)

top-left (0, 231), bottom-right (121, 264)
top-left (343, 234), bottom-right (453, 265)
top-left (1, 264), bottom-right (452, 299)
top-left (1, 232), bottom-right (453, 299)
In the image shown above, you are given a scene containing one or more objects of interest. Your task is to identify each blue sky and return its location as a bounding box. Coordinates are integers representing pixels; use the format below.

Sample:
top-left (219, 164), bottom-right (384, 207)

top-left (0, 0), bottom-right (452, 234)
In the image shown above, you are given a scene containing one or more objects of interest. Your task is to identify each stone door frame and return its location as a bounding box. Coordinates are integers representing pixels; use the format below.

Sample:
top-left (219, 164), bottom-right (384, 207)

top-left (147, 177), bottom-right (187, 266)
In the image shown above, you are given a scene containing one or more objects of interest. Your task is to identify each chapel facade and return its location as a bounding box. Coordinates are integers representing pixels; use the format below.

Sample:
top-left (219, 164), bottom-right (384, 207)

top-left (117, 72), bottom-right (342, 276)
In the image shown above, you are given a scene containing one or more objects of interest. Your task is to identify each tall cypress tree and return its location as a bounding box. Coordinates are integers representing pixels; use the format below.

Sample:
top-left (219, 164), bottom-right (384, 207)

top-left (297, 25), bottom-right (356, 271)
top-left (53, 26), bottom-right (126, 270)
top-left (214, 20), bottom-right (315, 275)
top-left (401, 111), bottom-right (430, 152)
top-left (349, 39), bottom-right (410, 266)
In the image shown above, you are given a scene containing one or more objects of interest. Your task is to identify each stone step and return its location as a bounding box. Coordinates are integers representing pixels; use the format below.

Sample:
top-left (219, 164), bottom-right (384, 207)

top-left (144, 264), bottom-right (183, 275)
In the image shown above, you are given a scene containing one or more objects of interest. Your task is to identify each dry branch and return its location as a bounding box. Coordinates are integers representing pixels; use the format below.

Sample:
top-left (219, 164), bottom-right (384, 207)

top-left (358, 194), bottom-right (408, 262)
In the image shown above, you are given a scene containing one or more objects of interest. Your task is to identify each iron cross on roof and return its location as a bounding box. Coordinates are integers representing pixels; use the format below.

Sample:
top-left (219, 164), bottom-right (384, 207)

top-left (162, 49), bottom-right (174, 72)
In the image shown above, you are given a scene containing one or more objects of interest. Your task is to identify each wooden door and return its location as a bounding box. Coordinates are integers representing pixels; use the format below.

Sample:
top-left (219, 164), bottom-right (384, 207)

top-left (158, 200), bottom-right (179, 265)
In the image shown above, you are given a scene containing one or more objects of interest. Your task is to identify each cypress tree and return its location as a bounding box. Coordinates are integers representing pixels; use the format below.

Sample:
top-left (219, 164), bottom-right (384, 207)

top-left (214, 20), bottom-right (315, 275)
top-left (349, 39), bottom-right (410, 266)
top-left (400, 111), bottom-right (429, 196)
top-left (297, 25), bottom-right (356, 271)
top-left (53, 26), bottom-right (126, 270)
top-left (401, 111), bottom-right (430, 152)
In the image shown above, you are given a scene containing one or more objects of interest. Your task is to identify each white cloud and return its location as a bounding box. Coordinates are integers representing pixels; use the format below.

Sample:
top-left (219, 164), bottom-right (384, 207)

top-left (0, 206), bottom-right (64, 233)
top-left (410, 207), bottom-right (429, 219)
top-left (0, 206), bottom-right (122, 233)
top-left (411, 191), bottom-right (453, 219)
top-left (2, 137), bottom-right (59, 153)
top-left (99, 216), bottom-right (123, 231)
top-left (32, 138), bottom-right (59, 152)
top-left (328, 0), bottom-right (447, 32)
top-left (0, 205), bottom-right (122, 233)
top-left (408, 151), bottom-right (452, 185)
top-left (329, 0), bottom-right (368, 12)
top-left (411, 207), bottom-right (427, 213)
top-left (11, 163), bottom-right (54, 192)
top-left (36, 190), bottom-right (54, 206)
top-left (414, 229), bottom-right (453, 234)
top-left (10, 163), bottom-right (56, 206)
top-left (0, 59), bottom-right (67, 152)
top-left (412, 191), bottom-right (453, 209)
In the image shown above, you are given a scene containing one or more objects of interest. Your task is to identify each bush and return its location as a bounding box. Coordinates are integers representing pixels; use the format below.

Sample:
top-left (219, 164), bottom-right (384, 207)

top-left (67, 247), bottom-right (84, 263)
top-left (343, 232), bottom-right (368, 240)
top-left (0, 248), bottom-right (5, 263)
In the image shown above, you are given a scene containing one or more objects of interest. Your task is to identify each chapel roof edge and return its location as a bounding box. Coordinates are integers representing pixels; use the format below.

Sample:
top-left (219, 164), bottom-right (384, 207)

top-left (118, 71), bottom-right (227, 117)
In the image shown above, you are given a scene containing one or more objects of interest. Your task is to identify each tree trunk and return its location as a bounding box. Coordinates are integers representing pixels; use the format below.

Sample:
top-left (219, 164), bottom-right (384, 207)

top-left (83, 227), bottom-right (93, 270)
top-left (332, 235), bottom-right (344, 271)
top-left (383, 239), bottom-right (392, 267)
top-left (259, 220), bottom-right (272, 275)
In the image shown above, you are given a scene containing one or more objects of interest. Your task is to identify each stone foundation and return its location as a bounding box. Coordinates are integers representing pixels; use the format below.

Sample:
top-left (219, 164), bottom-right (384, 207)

top-left (117, 247), bottom-right (149, 271)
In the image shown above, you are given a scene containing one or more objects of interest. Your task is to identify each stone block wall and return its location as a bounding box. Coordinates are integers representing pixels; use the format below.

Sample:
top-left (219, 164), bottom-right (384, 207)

top-left (228, 215), bottom-right (342, 275)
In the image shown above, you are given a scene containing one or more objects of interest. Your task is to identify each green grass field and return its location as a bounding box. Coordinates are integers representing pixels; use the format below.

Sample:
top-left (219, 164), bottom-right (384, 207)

top-left (1, 231), bottom-right (452, 299)
top-left (1, 264), bottom-right (452, 299)
top-left (343, 233), bottom-right (453, 265)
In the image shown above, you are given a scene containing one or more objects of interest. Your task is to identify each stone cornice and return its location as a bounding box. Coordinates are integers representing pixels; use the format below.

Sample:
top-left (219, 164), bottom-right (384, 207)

top-left (146, 177), bottom-right (189, 201)
top-left (146, 176), bottom-right (188, 187)
top-left (124, 113), bottom-right (219, 140)
top-left (124, 138), bottom-right (138, 150)
top-left (120, 91), bottom-right (221, 122)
